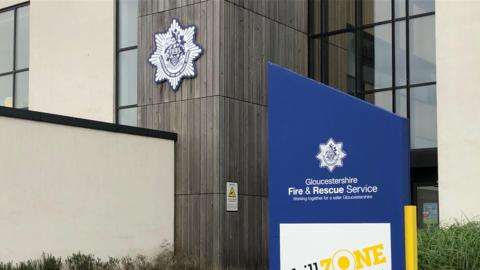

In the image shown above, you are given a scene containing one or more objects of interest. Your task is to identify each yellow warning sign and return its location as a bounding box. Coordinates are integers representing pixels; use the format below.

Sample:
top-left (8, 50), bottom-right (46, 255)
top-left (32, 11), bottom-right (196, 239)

top-left (229, 187), bottom-right (236, 198)
top-left (226, 182), bottom-right (238, 212)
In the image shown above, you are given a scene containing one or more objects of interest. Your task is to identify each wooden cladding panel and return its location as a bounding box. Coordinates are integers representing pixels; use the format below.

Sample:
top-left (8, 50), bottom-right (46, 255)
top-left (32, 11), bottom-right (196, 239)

top-left (138, 1), bottom-right (219, 106)
top-left (140, 0), bottom-right (307, 32)
top-left (137, 0), bottom-right (307, 268)
top-left (222, 1), bottom-right (308, 106)
top-left (140, 0), bottom-right (208, 16)
top-left (218, 97), bottom-right (267, 196)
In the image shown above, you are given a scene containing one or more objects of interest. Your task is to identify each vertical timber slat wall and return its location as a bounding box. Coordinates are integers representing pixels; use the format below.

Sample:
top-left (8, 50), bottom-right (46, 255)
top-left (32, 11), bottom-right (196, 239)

top-left (138, 0), bottom-right (308, 268)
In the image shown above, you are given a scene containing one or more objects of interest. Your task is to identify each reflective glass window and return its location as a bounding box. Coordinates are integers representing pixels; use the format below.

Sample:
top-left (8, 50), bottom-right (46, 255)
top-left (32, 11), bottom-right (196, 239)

top-left (410, 85), bottom-right (436, 149)
top-left (311, 38), bottom-right (322, 82)
top-left (410, 0), bottom-right (435, 16)
top-left (410, 15), bottom-right (436, 84)
top-left (326, 0), bottom-right (355, 32)
top-left (0, 11), bottom-right (14, 74)
top-left (362, 0), bottom-right (391, 24)
top-left (16, 6), bottom-right (29, 70)
top-left (311, 0), bottom-right (322, 34)
top-left (395, 0), bottom-right (406, 18)
top-left (0, 75), bottom-right (13, 107)
top-left (119, 107), bottom-right (138, 127)
top-left (15, 71), bottom-right (28, 109)
top-left (0, 5), bottom-right (29, 108)
top-left (326, 33), bottom-right (356, 93)
top-left (117, 0), bottom-right (138, 124)
top-left (309, 0), bottom-right (437, 151)
top-left (365, 90), bottom-right (392, 112)
top-left (395, 88), bottom-right (407, 118)
top-left (416, 186), bottom-right (439, 228)
top-left (360, 24), bottom-right (392, 91)
top-left (119, 0), bottom-right (138, 48)
top-left (395, 21), bottom-right (407, 87)
top-left (118, 49), bottom-right (137, 107)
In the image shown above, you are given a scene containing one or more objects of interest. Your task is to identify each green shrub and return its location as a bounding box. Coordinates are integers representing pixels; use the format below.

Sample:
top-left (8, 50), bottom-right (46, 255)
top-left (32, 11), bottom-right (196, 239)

top-left (418, 221), bottom-right (480, 270)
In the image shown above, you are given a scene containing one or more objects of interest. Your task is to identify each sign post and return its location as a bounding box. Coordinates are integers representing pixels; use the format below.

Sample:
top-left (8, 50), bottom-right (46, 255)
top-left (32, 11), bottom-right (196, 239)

top-left (268, 64), bottom-right (411, 270)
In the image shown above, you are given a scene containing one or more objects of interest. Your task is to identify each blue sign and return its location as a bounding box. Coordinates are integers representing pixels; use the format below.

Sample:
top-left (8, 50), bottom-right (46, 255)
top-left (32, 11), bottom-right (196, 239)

top-left (268, 64), bottom-right (410, 270)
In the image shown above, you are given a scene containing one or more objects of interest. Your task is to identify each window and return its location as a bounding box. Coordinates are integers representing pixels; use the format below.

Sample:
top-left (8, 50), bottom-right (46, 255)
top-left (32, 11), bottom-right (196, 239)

top-left (310, 0), bottom-right (436, 149)
top-left (116, 0), bottom-right (138, 126)
top-left (409, 15), bottom-right (436, 85)
top-left (360, 24), bottom-right (392, 91)
top-left (0, 3), bottom-right (29, 109)
top-left (310, 0), bottom-right (438, 225)
top-left (362, 0), bottom-right (392, 24)
top-left (413, 184), bottom-right (439, 228)
top-left (311, 33), bottom-right (356, 94)
top-left (410, 84), bottom-right (436, 148)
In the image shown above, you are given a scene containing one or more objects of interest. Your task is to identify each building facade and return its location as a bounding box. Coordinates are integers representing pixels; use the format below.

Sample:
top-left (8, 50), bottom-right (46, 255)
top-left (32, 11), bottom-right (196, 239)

top-left (0, 0), bottom-right (479, 269)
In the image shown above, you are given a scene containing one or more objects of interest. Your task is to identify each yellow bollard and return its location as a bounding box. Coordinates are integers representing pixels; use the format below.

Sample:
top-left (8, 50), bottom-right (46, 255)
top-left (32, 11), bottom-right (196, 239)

top-left (404, 205), bottom-right (418, 270)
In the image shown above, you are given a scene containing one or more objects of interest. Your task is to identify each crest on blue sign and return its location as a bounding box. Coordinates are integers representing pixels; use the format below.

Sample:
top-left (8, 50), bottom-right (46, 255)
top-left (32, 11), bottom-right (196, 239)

top-left (316, 138), bottom-right (347, 172)
top-left (148, 19), bottom-right (203, 91)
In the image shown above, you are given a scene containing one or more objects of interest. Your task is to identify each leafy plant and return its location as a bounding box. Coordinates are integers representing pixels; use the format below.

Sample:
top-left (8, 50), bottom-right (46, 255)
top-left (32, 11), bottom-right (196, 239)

top-left (418, 221), bottom-right (480, 270)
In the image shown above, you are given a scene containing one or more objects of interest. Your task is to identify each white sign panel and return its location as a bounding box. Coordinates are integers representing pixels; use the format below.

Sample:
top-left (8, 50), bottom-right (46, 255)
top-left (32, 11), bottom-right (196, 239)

top-left (226, 182), bottom-right (238, 212)
top-left (280, 223), bottom-right (392, 270)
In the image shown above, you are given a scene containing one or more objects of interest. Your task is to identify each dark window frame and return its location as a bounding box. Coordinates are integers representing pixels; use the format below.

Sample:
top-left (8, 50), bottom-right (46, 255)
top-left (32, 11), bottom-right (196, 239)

top-left (308, 0), bottom-right (436, 117)
top-left (115, 0), bottom-right (138, 126)
top-left (0, 1), bottom-right (30, 109)
top-left (309, 0), bottom-right (438, 208)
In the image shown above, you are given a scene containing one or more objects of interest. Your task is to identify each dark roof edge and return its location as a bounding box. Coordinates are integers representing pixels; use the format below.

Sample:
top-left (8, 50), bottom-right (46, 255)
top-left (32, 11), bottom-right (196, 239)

top-left (0, 106), bottom-right (177, 142)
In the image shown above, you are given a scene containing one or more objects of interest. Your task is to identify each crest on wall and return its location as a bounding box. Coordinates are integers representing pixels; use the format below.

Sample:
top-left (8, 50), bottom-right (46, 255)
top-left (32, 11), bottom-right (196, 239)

top-left (148, 19), bottom-right (203, 91)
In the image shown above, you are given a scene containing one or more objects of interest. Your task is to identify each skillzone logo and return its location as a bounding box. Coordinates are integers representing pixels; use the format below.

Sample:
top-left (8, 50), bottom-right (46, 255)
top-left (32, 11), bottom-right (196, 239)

top-left (280, 223), bottom-right (392, 270)
top-left (294, 243), bottom-right (388, 270)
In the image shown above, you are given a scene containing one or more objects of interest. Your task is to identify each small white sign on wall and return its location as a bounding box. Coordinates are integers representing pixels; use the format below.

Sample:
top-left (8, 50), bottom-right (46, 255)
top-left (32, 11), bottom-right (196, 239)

top-left (226, 182), bottom-right (238, 212)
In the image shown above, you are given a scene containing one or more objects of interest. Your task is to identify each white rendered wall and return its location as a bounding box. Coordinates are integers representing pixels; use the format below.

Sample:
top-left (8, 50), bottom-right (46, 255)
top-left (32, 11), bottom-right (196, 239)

top-left (437, 0), bottom-right (480, 223)
top-left (0, 116), bottom-right (174, 261)
top-left (0, 0), bottom-right (25, 9)
top-left (28, 0), bottom-right (115, 122)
